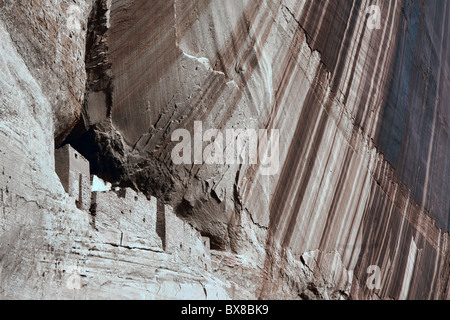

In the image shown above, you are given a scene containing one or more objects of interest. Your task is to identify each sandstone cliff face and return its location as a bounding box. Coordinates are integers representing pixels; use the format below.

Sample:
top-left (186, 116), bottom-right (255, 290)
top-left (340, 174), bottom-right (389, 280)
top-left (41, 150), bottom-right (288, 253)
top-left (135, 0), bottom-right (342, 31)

top-left (0, 0), bottom-right (94, 144)
top-left (0, 0), bottom-right (449, 300)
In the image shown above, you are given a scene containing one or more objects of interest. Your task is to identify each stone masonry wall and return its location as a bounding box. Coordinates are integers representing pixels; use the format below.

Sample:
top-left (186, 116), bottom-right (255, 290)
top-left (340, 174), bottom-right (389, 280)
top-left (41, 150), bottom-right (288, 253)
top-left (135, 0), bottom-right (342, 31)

top-left (91, 187), bottom-right (212, 273)
top-left (55, 144), bottom-right (91, 211)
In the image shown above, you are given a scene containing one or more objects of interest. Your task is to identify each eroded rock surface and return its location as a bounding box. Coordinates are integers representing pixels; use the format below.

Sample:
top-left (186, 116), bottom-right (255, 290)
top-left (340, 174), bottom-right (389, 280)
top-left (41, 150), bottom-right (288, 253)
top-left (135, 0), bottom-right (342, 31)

top-left (0, 0), bottom-right (449, 300)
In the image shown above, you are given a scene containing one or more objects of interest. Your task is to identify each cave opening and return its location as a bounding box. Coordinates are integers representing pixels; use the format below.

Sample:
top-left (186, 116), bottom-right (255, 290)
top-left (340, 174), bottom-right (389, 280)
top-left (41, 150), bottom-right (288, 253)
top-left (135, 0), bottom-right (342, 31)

top-left (56, 0), bottom-right (234, 255)
top-left (59, 121), bottom-right (121, 188)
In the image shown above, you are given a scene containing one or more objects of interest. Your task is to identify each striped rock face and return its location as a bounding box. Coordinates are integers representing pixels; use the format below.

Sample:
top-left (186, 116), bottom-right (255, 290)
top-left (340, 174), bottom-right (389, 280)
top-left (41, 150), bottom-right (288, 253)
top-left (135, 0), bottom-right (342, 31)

top-left (0, 0), bottom-right (448, 299)
top-left (67, 0), bottom-right (449, 299)
top-left (65, 0), bottom-right (450, 299)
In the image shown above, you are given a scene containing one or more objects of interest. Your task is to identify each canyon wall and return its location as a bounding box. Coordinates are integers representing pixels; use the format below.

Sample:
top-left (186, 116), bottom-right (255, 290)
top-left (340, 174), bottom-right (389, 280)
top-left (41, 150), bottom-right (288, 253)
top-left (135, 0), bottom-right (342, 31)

top-left (0, 0), bottom-right (449, 299)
